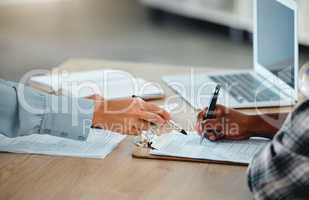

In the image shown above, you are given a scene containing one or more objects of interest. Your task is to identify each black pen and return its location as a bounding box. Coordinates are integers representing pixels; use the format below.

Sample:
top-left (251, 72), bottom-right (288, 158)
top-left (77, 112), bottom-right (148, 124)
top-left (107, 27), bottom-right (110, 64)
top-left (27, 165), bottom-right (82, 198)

top-left (200, 85), bottom-right (221, 144)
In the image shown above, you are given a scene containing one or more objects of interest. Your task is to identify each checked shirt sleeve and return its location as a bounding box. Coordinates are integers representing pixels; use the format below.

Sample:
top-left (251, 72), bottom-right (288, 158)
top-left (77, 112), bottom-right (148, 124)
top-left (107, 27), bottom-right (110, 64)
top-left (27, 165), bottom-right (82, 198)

top-left (247, 101), bottom-right (309, 200)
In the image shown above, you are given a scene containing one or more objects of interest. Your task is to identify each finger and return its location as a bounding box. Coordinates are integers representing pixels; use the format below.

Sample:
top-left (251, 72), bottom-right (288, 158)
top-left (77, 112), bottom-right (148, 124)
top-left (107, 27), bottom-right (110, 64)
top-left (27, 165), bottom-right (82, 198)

top-left (197, 111), bottom-right (206, 120)
top-left (204, 129), bottom-right (225, 141)
top-left (205, 131), bottom-right (217, 141)
top-left (133, 97), bottom-right (145, 108)
top-left (136, 111), bottom-right (165, 125)
top-left (134, 120), bottom-right (151, 131)
top-left (202, 119), bottom-right (223, 132)
top-left (144, 103), bottom-right (171, 121)
top-left (202, 118), bottom-right (220, 125)
top-left (195, 121), bottom-right (203, 135)
top-left (196, 119), bottom-right (213, 135)
top-left (214, 131), bottom-right (225, 140)
top-left (199, 104), bottom-right (226, 119)
top-left (126, 127), bottom-right (142, 136)
top-left (160, 110), bottom-right (171, 121)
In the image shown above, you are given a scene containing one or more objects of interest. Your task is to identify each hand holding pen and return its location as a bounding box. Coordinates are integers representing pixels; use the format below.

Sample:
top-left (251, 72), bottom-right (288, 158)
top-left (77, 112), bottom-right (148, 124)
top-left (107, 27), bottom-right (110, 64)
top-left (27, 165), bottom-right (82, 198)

top-left (197, 85), bottom-right (222, 143)
top-left (132, 95), bottom-right (188, 136)
top-left (196, 85), bottom-right (255, 142)
top-left (196, 103), bottom-right (260, 142)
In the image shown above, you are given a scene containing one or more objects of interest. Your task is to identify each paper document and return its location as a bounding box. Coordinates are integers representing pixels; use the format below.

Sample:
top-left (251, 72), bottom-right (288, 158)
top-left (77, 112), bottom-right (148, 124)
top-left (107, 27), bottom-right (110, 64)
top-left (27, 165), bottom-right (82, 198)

top-left (31, 69), bottom-right (164, 99)
top-left (150, 131), bottom-right (269, 164)
top-left (0, 129), bottom-right (126, 159)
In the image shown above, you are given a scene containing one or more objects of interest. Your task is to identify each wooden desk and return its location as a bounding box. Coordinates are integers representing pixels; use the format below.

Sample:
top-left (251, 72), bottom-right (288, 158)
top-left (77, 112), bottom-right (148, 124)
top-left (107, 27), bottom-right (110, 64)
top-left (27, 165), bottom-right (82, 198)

top-left (0, 59), bottom-right (292, 200)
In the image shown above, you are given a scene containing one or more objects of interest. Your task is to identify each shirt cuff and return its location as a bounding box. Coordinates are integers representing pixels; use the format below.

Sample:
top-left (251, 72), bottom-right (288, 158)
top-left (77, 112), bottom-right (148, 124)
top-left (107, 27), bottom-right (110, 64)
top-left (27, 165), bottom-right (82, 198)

top-left (40, 96), bottom-right (95, 141)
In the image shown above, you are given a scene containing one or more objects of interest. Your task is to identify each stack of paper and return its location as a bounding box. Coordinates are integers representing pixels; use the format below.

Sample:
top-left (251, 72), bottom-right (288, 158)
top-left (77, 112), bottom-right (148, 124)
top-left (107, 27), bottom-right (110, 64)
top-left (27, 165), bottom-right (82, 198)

top-left (151, 131), bottom-right (269, 164)
top-left (31, 69), bottom-right (164, 100)
top-left (0, 129), bottom-right (126, 159)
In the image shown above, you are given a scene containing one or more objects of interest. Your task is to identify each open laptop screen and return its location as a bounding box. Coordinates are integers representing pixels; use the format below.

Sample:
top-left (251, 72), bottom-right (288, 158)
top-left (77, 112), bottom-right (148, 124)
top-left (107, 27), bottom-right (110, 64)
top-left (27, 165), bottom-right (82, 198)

top-left (257, 0), bottom-right (295, 88)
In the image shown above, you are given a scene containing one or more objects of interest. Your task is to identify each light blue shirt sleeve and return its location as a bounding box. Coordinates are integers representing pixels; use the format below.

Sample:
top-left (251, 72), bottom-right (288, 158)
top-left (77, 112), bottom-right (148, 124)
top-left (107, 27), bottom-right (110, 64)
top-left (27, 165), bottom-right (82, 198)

top-left (0, 79), bottom-right (95, 141)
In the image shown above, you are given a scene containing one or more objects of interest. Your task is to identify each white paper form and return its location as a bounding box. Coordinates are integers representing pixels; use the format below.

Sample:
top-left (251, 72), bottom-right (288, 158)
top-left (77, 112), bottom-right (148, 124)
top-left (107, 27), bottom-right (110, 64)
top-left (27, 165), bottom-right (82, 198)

top-left (31, 69), bottom-right (164, 99)
top-left (0, 129), bottom-right (126, 159)
top-left (150, 131), bottom-right (269, 164)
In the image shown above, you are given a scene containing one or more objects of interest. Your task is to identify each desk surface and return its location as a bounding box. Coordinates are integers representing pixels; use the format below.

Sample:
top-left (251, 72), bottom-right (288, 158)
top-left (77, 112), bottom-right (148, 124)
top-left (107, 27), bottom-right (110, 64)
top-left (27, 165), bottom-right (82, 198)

top-left (0, 59), bottom-right (292, 200)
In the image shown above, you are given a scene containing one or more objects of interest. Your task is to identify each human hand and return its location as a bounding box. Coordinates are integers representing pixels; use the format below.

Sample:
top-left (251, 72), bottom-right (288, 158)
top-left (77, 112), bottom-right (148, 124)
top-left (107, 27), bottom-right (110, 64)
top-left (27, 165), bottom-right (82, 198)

top-left (92, 97), bottom-right (171, 135)
top-left (195, 104), bottom-right (253, 141)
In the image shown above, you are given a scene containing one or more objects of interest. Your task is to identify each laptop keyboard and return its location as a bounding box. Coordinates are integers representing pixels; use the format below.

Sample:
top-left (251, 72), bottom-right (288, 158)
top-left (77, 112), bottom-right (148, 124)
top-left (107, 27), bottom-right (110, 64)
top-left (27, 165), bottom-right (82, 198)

top-left (209, 73), bottom-right (281, 103)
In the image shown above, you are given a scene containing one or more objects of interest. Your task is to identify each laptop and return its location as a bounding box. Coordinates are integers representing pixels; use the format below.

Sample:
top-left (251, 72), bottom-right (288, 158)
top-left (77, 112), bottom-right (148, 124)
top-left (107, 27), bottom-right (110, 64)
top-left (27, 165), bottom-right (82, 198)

top-left (162, 0), bottom-right (298, 109)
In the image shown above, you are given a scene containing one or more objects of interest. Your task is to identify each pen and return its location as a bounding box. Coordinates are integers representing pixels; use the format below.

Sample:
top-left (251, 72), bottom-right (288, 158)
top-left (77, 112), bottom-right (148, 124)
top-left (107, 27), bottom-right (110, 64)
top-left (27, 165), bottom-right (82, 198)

top-left (200, 85), bottom-right (221, 144)
top-left (168, 120), bottom-right (188, 135)
top-left (133, 95), bottom-right (188, 135)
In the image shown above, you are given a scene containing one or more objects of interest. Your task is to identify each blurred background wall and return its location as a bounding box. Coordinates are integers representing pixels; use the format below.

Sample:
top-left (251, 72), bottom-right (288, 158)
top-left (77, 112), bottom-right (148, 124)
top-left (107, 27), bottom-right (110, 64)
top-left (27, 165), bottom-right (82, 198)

top-left (0, 0), bottom-right (308, 81)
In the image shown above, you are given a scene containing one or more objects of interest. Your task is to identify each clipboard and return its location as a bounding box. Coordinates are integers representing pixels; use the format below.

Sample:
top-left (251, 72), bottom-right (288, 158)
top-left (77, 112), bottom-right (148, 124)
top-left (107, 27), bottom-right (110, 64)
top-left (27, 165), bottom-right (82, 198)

top-left (132, 146), bottom-right (248, 166)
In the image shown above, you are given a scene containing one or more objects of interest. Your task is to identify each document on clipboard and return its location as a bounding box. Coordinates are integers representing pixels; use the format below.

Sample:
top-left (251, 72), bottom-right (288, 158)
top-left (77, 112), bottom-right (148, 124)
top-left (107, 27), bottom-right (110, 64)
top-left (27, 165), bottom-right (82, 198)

top-left (150, 131), bottom-right (269, 165)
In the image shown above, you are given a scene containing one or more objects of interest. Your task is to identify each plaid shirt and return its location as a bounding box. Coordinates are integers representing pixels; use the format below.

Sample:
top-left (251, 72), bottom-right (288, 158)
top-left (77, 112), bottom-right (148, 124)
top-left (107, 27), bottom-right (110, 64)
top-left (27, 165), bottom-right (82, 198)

top-left (248, 101), bottom-right (309, 200)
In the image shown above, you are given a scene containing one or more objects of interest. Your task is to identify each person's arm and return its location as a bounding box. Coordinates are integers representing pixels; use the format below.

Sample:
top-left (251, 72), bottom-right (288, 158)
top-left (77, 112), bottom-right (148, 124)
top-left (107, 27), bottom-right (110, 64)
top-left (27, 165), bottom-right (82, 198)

top-left (195, 105), bottom-right (288, 141)
top-left (248, 101), bottom-right (309, 199)
top-left (0, 79), bottom-right (95, 140)
top-left (0, 79), bottom-right (171, 139)
top-left (247, 112), bottom-right (289, 138)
